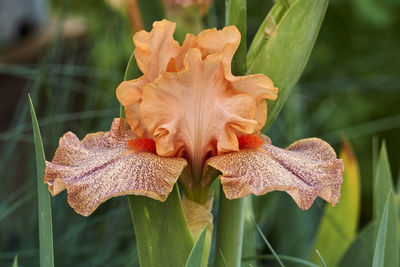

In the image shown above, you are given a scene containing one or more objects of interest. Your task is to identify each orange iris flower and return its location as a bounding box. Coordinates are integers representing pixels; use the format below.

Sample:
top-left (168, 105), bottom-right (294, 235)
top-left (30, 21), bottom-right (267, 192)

top-left (45, 20), bottom-right (344, 216)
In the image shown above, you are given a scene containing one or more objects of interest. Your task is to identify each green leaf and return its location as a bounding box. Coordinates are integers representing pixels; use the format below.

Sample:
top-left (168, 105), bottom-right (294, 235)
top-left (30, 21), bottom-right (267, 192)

top-left (243, 254), bottom-right (319, 267)
top-left (137, 0), bottom-right (164, 31)
top-left (225, 0), bottom-right (247, 76)
top-left (185, 225), bottom-right (208, 267)
top-left (315, 250), bottom-right (326, 267)
top-left (338, 223), bottom-right (375, 267)
top-left (373, 191), bottom-right (391, 267)
top-left (242, 197), bottom-right (257, 267)
top-left (310, 139), bottom-right (361, 266)
top-left (128, 185), bottom-right (194, 267)
top-left (247, 0), bottom-right (329, 130)
top-left (124, 48), bottom-right (142, 82)
top-left (29, 95), bottom-right (54, 267)
top-left (218, 251), bottom-right (228, 267)
top-left (373, 143), bottom-right (399, 267)
top-left (12, 255), bottom-right (18, 267)
top-left (121, 48), bottom-right (142, 117)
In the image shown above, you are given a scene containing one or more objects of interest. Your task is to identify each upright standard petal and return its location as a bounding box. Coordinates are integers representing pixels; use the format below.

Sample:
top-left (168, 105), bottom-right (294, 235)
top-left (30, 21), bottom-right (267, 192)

top-left (44, 118), bottom-right (187, 216)
top-left (140, 48), bottom-right (259, 167)
top-left (207, 136), bottom-right (344, 210)
top-left (117, 20), bottom-right (181, 137)
top-left (133, 19), bottom-right (180, 80)
top-left (117, 20), bottom-right (277, 143)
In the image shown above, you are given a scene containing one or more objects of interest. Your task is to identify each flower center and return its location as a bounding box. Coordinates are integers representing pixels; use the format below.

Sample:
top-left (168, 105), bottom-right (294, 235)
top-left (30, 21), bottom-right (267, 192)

top-left (238, 135), bottom-right (264, 149)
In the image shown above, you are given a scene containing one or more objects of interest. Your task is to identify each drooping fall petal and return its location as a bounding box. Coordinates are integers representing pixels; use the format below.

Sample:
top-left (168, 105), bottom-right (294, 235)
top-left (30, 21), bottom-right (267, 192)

top-left (207, 135), bottom-right (344, 210)
top-left (44, 118), bottom-right (187, 216)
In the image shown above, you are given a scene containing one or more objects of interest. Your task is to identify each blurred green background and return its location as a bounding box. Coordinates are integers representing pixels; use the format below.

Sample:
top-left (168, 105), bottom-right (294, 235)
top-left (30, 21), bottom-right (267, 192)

top-left (0, 0), bottom-right (399, 266)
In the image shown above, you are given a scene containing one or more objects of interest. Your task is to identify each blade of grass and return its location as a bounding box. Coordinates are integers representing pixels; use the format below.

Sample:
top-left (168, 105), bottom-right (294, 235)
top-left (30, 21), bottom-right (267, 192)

top-left (12, 255), bottom-right (18, 267)
top-left (242, 197), bottom-right (257, 267)
top-left (252, 218), bottom-right (285, 267)
top-left (218, 250), bottom-right (228, 267)
top-left (373, 143), bottom-right (399, 267)
top-left (29, 95), bottom-right (54, 267)
top-left (372, 191), bottom-right (391, 267)
top-left (185, 225), bottom-right (208, 267)
top-left (242, 254), bottom-right (320, 267)
top-left (315, 250), bottom-right (326, 267)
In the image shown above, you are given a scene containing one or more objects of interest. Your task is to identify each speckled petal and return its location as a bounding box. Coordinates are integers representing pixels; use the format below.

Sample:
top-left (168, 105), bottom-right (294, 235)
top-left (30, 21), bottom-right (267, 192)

top-left (207, 136), bottom-right (344, 210)
top-left (44, 118), bottom-right (187, 216)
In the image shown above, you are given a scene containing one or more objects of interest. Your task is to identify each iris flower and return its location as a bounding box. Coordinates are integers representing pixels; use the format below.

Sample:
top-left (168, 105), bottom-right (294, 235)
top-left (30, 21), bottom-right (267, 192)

top-left (45, 20), bottom-right (344, 217)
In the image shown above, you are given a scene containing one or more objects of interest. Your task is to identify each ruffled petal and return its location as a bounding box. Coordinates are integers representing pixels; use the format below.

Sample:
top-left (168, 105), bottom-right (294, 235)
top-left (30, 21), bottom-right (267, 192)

top-left (117, 20), bottom-right (277, 147)
top-left (195, 26), bottom-right (240, 66)
top-left (117, 20), bottom-right (181, 136)
top-left (185, 26), bottom-right (278, 129)
top-left (44, 118), bottom-right (187, 216)
top-left (140, 48), bottom-right (258, 166)
top-left (207, 136), bottom-right (344, 210)
top-left (133, 19), bottom-right (180, 81)
top-left (228, 74), bottom-right (277, 129)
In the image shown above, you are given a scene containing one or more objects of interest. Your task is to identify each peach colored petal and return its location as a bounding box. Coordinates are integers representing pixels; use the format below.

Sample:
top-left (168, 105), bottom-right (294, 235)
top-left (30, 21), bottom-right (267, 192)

top-left (228, 74), bottom-right (277, 129)
top-left (195, 26), bottom-right (240, 65)
top-left (117, 20), bottom-right (277, 146)
top-left (116, 78), bottom-right (151, 137)
top-left (117, 20), bottom-right (182, 136)
top-left (44, 118), bottom-right (187, 216)
top-left (183, 26), bottom-right (278, 129)
top-left (116, 78), bottom-right (144, 107)
top-left (134, 19), bottom-right (180, 81)
top-left (140, 48), bottom-right (258, 167)
top-left (207, 136), bottom-right (344, 210)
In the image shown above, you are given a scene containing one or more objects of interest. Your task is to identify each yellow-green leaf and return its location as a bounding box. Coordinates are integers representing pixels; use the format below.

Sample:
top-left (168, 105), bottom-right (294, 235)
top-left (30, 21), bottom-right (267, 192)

top-left (373, 143), bottom-right (399, 267)
top-left (310, 138), bottom-right (360, 266)
top-left (185, 225), bottom-right (208, 267)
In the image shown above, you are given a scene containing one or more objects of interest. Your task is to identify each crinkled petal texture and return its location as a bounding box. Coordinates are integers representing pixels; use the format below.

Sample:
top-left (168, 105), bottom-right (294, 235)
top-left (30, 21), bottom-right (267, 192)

top-left (44, 118), bottom-right (187, 216)
top-left (207, 135), bottom-right (344, 210)
top-left (117, 20), bottom-right (181, 137)
top-left (117, 20), bottom-right (277, 157)
top-left (140, 48), bottom-right (276, 168)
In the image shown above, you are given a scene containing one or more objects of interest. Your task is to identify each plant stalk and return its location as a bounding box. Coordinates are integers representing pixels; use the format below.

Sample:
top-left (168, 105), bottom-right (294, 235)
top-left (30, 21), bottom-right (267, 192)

top-left (214, 193), bottom-right (246, 267)
top-left (214, 1), bottom-right (247, 265)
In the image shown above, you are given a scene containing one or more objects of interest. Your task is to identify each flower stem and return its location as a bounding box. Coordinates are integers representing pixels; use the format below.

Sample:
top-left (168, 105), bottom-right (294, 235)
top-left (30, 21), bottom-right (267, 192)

top-left (214, 0), bottom-right (247, 266)
top-left (214, 191), bottom-right (246, 267)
